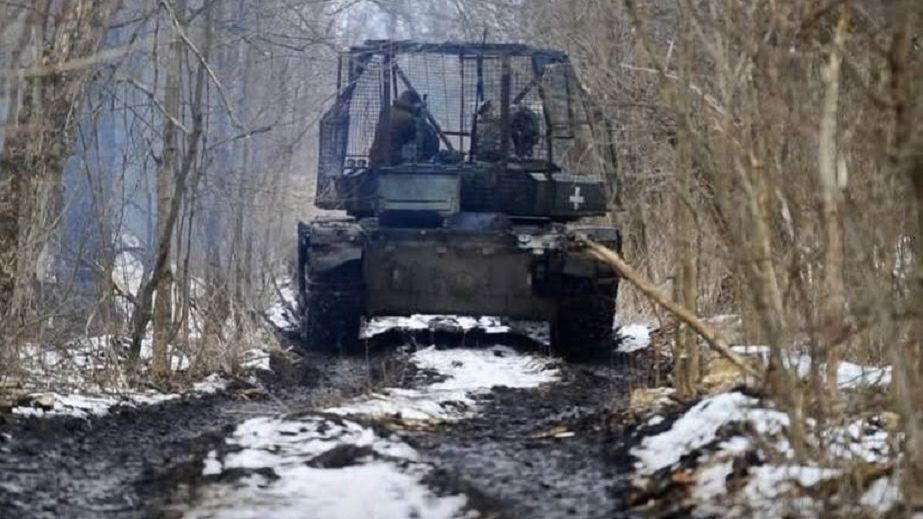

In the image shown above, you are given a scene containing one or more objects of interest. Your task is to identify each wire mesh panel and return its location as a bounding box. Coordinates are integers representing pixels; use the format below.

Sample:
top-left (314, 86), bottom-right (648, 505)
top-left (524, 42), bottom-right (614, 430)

top-left (345, 55), bottom-right (386, 163)
top-left (315, 40), bottom-right (603, 208)
top-left (316, 95), bottom-right (350, 207)
top-left (394, 53), bottom-right (465, 150)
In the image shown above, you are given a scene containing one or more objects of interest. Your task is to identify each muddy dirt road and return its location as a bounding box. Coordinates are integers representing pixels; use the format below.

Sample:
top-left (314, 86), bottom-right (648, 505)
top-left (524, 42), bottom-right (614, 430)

top-left (0, 329), bottom-right (654, 519)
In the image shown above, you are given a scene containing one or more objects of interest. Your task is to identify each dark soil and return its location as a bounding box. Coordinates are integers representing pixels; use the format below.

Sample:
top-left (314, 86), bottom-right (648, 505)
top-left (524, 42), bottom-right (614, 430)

top-left (405, 361), bottom-right (637, 519)
top-left (0, 349), bottom-right (419, 519)
top-left (0, 332), bottom-right (657, 519)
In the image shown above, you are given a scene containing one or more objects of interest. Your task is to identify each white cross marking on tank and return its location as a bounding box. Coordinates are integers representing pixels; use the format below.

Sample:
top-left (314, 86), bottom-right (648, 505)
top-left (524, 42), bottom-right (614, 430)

top-left (569, 186), bottom-right (585, 210)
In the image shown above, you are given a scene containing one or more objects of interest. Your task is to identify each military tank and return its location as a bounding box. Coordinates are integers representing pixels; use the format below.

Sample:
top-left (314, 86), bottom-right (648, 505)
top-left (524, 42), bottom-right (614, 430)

top-left (297, 40), bottom-right (621, 360)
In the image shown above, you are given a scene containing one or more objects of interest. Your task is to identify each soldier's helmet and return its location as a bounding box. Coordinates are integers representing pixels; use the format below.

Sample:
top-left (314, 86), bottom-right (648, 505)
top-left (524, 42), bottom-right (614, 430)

top-left (396, 90), bottom-right (423, 111)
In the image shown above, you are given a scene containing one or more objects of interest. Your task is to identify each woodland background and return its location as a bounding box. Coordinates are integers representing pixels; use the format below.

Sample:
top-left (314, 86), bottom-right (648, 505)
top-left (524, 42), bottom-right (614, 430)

top-left (0, 0), bottom-right (922, 508)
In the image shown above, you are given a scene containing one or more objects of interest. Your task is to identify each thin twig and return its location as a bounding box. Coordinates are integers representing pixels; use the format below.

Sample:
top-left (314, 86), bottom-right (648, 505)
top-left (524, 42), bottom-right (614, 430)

top-left (160, 0), bottom-right (245, 130)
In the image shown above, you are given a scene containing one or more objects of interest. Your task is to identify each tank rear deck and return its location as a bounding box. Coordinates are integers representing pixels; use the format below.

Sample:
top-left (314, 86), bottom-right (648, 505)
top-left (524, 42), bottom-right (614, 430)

top-left (363, 227), bottom-right (555, 320)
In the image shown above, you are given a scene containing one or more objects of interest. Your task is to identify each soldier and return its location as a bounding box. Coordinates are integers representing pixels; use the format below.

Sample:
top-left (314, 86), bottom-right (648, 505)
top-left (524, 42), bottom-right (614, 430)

top-left (510, 104), bottom-right (540, 158)
top-left (473, 101), bottom-right (540, 160)
top-left (369, 90), bottom-right (438, 167)
top-left (413, 108), bottom-right (440, 163)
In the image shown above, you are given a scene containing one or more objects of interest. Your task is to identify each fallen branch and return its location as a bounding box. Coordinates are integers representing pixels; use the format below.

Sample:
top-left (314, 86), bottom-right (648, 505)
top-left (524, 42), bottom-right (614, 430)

top-left (579, 237), bottom-right (763, 381)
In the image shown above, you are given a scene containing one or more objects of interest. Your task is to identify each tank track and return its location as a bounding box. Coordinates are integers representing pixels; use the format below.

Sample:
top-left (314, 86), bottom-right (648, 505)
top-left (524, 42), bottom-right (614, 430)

top-left (550, 276), bottom-right (618, 361)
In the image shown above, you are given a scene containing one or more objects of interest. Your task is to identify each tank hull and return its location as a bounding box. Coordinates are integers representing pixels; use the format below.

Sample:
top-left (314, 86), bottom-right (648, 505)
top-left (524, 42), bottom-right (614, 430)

top-left (298, 217), bottom-right (620, 359)
top-left (364, 227), bottom-right (555, 320)
top-left (299, 217), bottom-right (619, 320)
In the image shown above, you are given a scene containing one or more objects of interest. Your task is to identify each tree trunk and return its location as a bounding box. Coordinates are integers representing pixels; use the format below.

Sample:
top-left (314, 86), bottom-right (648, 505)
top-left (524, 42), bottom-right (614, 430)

top-left (816, 9), bottom-right (848, 405)
top-left (886, 0), bottom-right (923, 505)
top-left (672, 16), bottom-right (700, 399)
top-left (0, 1), bottom-right (122, 329)
top-left (130, 0), bottom-right (206, 370)
top-left (743, 147), bottom-right (807, 457)
top-left (151, 0), bottom-right (184, 378)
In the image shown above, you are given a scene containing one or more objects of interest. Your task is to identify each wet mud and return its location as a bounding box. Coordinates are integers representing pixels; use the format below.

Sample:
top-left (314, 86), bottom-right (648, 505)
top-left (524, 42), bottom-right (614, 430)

top-left (0, 332), bottom-right (656, 518)
top-left (408, 363), bottom-right (636, 519)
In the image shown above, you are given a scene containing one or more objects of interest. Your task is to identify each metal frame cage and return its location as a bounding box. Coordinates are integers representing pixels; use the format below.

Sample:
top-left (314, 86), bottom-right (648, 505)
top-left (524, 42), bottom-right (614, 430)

top-left (316, 40), bottom-right (607, 208)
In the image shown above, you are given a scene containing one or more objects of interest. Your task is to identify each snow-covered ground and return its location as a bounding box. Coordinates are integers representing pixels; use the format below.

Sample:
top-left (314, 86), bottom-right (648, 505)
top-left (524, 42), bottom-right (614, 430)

top-left (11, 274), bottom-right (278, 410)
top-left (328, 345), bottom-right (558, 422)
top-left (11, 373), bottom-right (230, 419)
top-left (188, 416), bottom-right (470, 519)
top-left (13, 336), bottom-right (179, 389)
top-left (7, 331), bottom-right (268, 419)
top-left (267, 285), bottom-right (298, 329)
top-left (361, 315), bottom-right (511, 338)
top-left (184, 345), bottom-right (558, 518)
top-left (616, 324), bottom-right (652, 353)
top-left (632, 392), bottom-right (790, 474)
top-left (730, 345), bottom-right (892, 389)
top-left (609, 320), bottom-right (900, 517)
top-left (6, 277), bottom-right (284, 419)
top-left (631, 390), bottom-right (898, 517)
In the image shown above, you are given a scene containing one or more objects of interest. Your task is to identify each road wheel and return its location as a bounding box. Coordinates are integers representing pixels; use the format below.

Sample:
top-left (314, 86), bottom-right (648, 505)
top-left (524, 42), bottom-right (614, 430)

top-left (550, 278), bottom-right (617, 361)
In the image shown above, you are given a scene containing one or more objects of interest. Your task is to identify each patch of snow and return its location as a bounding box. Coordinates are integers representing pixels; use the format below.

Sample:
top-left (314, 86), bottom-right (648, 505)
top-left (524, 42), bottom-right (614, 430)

top-left (242, 348), bottom-right (271, 371)
top-left (747, 408), bottom-right (791, 436)
top-left (130, 392), bottom-right (182, 406)
top-left (134, 335), bottom-right (190, 371)
top-left (444, 316), bottom-right (509, 334)
top-left (783, 354), bottom-right (891, 389)
top-left (202, 451), bottom-right (222, 476)
top-left (11, 373), bottom-right (230, 419)
top-left (326, 346), bottom-right (558, 422)
top-left (637, 385), bottom-right (895, 516)
top-left (693, 461), bottom-right (734, 501)
top-left (731, 346), bottom-right (892, 389)
top-left (631, 392), bottom-right (790, 474)
top-left (193, 374), bottom-right (230, 394)
top-left (189, 464), bottom-right (469, 519)
top-left (835, 361), bottom-right (891, 389)
top-left (616, 324), bottom-right (651, 353)
top-left (187, 415), bottom-right (468, 519)
top-left (730, 345), bottom-right (770, 356)
top-left (112, 250), bottom-right (144, 299)
top-left (634, 388), bottom-right (897, 516)
top-left (743, 465), bottom-right (839, 501)
top-left (718, 436), bottom-right (752, 455)
top-left (861, 477), bottom-right (901, 513)
top-left (822, 418), bottom-right (891, 463)
top-left (691, 462), bottom-right (839, 517)
top-left (361, 314), bottom-right (511, 339)
top-left (362, 315), bottom-right (433, 337)
top-left (12, 391), bottom-right (178, 418)
top-left (18, 334), bottom-right (195, 393)
top-left (267, 285), bottom-right (297, 329)
top-left (222, 416), bottom-right (418, 469)
top-left (413, 346), bottom-right (556, 391)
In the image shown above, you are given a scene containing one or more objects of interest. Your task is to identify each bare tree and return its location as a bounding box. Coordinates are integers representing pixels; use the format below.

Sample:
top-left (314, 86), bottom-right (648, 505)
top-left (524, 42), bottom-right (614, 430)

top-left (0, 0), bottom-right (123, 334)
